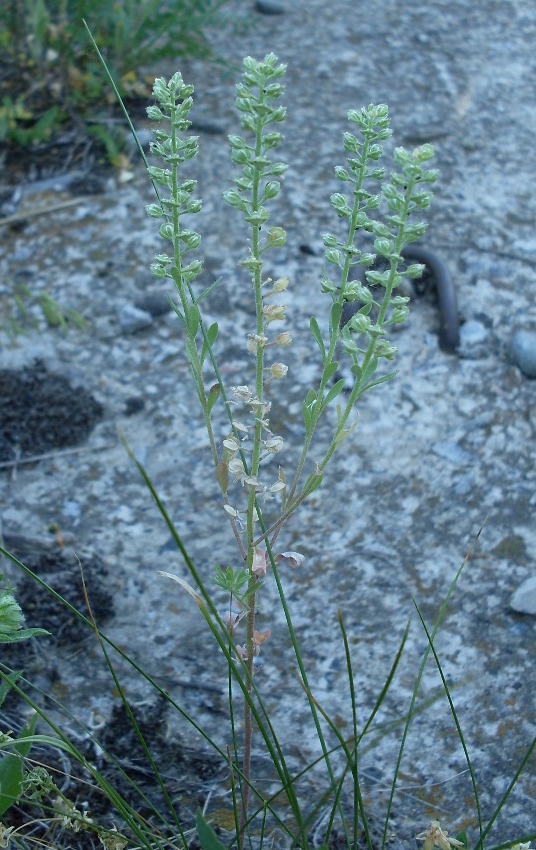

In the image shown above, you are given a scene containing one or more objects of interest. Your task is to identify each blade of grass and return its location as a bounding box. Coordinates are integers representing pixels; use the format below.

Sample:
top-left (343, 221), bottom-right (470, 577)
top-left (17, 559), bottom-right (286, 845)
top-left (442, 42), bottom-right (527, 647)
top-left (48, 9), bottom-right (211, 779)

top-left (413, 599), bottom-right (483, 849)
top-left (380, 523), bottom-right (486, 850)
top-left (79, 563), bottom-right (189, 850)
top-left (475, 734), bottom-right (536, 850)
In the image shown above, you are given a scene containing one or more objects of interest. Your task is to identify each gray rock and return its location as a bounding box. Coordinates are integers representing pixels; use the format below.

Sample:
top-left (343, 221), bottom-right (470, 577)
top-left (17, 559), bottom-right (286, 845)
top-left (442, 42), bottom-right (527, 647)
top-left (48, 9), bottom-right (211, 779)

top-left (459, 319), bottom-right (488, 346)
top-left (510, 576), bottom-right (536, 615)
top-left (134, 291), bottom-right (172, 317)
top-left (255, 0), bottom-right (285, 13)
top-left (117, 304), bottom-right (153, 334)
top-left (510, 330), bottom-right (536, 378)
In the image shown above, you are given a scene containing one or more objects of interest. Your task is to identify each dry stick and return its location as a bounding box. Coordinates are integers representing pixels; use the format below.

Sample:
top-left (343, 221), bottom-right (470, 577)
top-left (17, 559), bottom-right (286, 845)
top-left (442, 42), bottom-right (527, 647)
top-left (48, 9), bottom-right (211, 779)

top-left (0, 198), bottom-right (88, 228)
top-left (0, 442), bottom-right (116, 470)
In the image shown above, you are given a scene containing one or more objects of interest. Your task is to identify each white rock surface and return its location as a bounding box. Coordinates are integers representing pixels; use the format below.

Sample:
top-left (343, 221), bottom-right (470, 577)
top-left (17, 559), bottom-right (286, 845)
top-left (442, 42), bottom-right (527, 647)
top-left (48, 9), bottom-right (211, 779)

top-left (510, 576), bottom-right (536, 615)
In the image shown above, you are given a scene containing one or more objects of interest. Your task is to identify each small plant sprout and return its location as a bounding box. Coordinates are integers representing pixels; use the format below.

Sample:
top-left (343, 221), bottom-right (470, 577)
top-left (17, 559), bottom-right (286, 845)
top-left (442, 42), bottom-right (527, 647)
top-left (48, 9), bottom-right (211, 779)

top-left (145, 53), bottom-right (439, 838)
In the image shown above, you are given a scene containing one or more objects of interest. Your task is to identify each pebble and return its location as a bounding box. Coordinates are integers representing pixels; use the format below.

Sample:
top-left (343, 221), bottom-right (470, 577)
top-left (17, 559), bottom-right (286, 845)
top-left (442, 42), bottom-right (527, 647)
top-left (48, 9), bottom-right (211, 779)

top-left (134, 291), bottom-right (172, 317)
top-left (255, 0), bottom-right (285, 13)
top-left (510, 576), bottom-right (536, 615)
top-left (459, 319), bottom-right (488, 347)
top-left (510, 329), bottom-right (536, 378)
top-left (117, 304), bottom-right (153, 334)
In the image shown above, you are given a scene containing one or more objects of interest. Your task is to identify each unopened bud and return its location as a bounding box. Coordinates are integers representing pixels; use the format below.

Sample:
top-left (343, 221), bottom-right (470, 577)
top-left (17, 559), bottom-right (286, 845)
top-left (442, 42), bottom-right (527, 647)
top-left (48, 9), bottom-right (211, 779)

top-left (270, 362), bottom-right (288, 379)
top-left (272, 277), bottom-right (289, 293)
top-left (274, 331), bottom-right (292, 347)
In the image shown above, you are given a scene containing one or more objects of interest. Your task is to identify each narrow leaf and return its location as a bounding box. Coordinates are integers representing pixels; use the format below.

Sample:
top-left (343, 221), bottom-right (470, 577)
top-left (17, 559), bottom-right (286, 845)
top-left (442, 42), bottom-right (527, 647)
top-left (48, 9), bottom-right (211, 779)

top-left (322, 362), bottom-right (339, 384)
top-left (206, 382), bottom-right (221, 415)
top-left (310, 316), bottom-right (326, 360)
top-left (362, 370), bottom-right (397, 392)
top-left (329, 302), bottom-right (343, 336)
top-left (187, 304), bottom-right (200, 338)
top-left (321, 379), bottom-right (345, 409)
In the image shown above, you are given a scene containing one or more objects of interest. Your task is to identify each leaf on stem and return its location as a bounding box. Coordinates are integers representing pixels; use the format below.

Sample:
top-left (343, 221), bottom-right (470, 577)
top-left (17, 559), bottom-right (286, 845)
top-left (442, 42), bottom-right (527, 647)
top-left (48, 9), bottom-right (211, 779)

top-left (310, 316), bottom-right (326, 361)
top-left (159, 572), bottom-right (204, 609)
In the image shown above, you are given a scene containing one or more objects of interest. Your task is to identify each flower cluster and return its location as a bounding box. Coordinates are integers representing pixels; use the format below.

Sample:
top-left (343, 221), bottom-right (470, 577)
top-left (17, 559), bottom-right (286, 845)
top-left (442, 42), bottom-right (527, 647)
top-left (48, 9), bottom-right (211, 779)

top-left (222, 385), bottom-right (286, 506)
top-left (145, 72), bottom-right (203, 300)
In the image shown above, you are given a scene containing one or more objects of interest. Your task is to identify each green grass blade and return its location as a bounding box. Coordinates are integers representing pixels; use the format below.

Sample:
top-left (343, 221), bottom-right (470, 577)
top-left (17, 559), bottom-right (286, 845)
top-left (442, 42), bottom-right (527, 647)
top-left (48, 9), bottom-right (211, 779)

top-left (476, 733), bottom-right (536, 850)
top-left (380, 524), bottom-right (485, 850)
top-left (413, 600), bottom-right (483, 848)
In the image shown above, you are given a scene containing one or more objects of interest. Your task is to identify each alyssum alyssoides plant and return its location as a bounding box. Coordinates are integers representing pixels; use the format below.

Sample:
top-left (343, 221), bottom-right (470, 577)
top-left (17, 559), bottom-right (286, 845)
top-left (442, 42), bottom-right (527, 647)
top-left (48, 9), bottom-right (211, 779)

top-left (143, 53), bottom-right (436, 840)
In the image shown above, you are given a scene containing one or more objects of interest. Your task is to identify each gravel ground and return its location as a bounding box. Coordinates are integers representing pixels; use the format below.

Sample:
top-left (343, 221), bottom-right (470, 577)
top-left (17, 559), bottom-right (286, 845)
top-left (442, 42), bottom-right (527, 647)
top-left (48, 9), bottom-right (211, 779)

top-left (0, 0), bottom-right (535, 846)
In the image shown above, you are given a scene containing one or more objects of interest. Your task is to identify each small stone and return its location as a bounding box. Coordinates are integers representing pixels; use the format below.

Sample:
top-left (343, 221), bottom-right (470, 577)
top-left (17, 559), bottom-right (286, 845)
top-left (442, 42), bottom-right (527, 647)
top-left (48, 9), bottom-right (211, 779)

top-left (255, 0), bottom-right (285, 14)
top-left (510, 576), bottom-right (536, 615)
top-left (134, 291), bottom-right (171, 317)
top-left (117, 304), bottom-right (153, 334)
top-left (124, 397), bottom-right (145, 416)
top-left (510, 330), bottom-right (536, 378)
top-left (190, 118), bottom-right (226, 135)
top-left (459, 319), bottom-right (488, 346)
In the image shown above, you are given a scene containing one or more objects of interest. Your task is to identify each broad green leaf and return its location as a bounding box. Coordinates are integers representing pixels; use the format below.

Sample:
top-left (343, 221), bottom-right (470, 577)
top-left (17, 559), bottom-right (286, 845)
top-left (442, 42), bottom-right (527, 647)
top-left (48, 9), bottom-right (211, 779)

top-left (0, 713), bottom-right (37, 816)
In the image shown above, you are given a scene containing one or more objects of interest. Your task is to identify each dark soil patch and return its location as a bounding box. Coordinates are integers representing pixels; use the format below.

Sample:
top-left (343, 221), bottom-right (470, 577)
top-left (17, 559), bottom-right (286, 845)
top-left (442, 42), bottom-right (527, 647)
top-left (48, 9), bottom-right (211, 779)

top-left (0, 360), bottom-right (103, 463)
top-left (0, 696), bottom-right (225, 850)
top-left (7, 545), bottom-right (114, 647)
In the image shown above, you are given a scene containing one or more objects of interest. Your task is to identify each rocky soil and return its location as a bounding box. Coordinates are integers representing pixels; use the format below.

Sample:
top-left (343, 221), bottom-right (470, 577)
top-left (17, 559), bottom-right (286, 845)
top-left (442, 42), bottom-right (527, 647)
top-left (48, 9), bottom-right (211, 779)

top-left (0, 0), bottom-right (535, 846)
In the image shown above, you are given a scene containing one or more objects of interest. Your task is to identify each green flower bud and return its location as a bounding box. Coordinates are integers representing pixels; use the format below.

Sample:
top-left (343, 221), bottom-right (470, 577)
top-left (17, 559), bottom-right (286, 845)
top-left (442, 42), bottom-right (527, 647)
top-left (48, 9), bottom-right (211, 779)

top-left (325, 248), bottom-right (342, 266)
top-left (267, 226), bottom-right (286, 246)
top-left (390, 306), bottom-right (409, 324)
top-left (145, 204), bottom-right (164, 218)
top-left (375, 339), bottom-right (398, 360)
top-left (344, 280), bottom-right (372, 304)
top-left (404, 263), bottom-right (425, 279)
top-left (322, 233), bottom-right (338, 248)
top-left (335, 166), bottom-right (350, 181)
top-left (320, 275), bottom-right (336, 294)
top-left (374, 237), bottom-right (394, 257)
top-left (370, 221), bottom-right (390, 238)
top-left (159, 222), bottom-right (174, 240)
top-left (146, 105), bottom-right (164, 121)
top-left (350, 313), bottom-right (372, 334)
top-left (330, 193), bottom-right (351, 218)
top-left (342, 132), bottom-right (360, 153)
top-left (150, 263), bottom-right (169, 278)
top-left (262, 181), bottom-right (281, 201)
